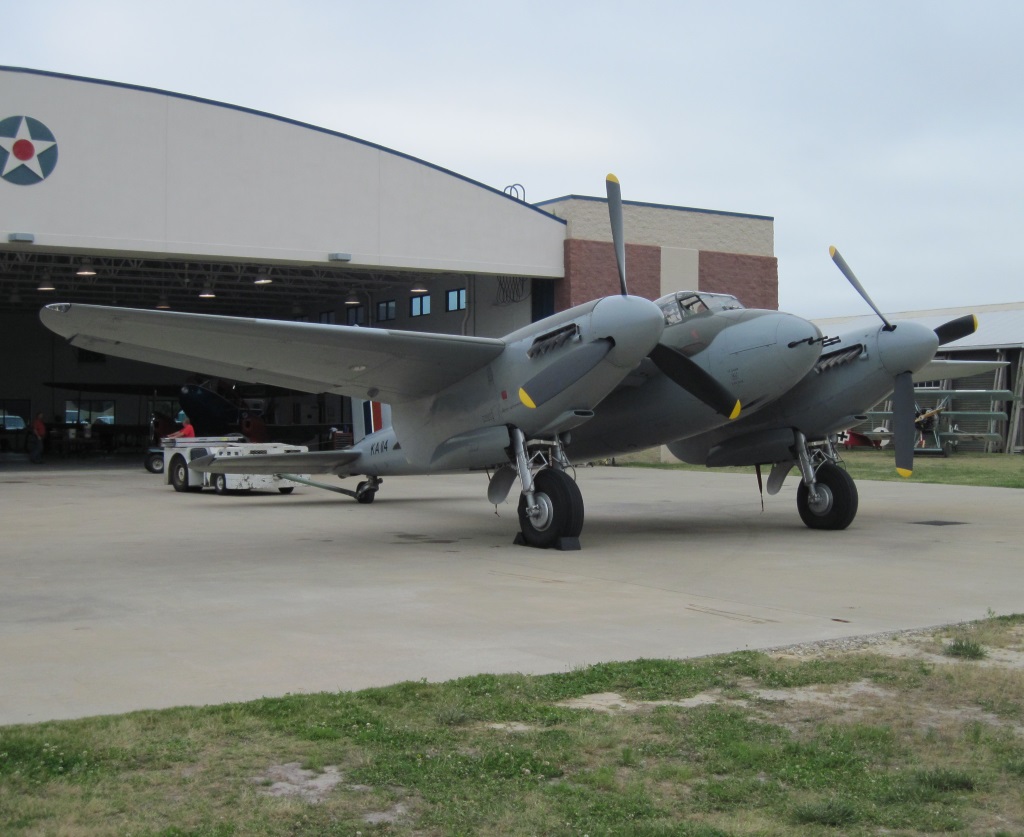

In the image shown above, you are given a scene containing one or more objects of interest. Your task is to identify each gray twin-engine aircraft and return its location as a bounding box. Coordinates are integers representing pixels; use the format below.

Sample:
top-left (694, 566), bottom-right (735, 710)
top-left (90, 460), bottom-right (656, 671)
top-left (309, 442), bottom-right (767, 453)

top-left (40, 176), bottom-right (981, 548)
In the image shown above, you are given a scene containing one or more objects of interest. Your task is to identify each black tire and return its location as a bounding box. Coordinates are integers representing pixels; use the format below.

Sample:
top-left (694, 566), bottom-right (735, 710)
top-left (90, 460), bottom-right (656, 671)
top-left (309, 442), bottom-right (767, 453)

top-left (213, 473), bottom-right (229, 495)
top-left (144, 451), bottom-right (164, 474)
top-left (797, 462), bottom-right (858, 530)
top-left (356, 481), bottom-right (376, 504)
top-left (170, 455), bottom-right (191, 492)
top-left (278, 486), bottom-right (294, 495)
top-left (517, 468), bottom-right (585, 548)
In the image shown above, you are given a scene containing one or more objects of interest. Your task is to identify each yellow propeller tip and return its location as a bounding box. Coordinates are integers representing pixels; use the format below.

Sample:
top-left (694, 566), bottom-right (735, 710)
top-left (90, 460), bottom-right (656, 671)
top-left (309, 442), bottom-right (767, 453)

top-left (606, 173), bottom-right (619, 184)
top-left (729, 401), bottom-right (742, 420)
top-left (518, 388), bottom-right (537, 409)
top-left (897, 467), bottom-right (913, 479)
top-left (828, 245), bottom-right (837, 257)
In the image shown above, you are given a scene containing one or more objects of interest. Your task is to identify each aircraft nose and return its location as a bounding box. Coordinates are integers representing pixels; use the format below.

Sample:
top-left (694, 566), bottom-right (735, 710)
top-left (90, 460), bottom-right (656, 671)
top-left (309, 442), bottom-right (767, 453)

top-left (773, 313), bottom-right (823, 376)
top-left (878, 321), bottom-right (940, 377)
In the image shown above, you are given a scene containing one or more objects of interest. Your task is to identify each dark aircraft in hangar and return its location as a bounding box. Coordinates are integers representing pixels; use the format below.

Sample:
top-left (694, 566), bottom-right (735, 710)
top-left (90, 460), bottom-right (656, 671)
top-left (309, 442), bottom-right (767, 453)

top-left (40, 176), bottom-right (981, 547)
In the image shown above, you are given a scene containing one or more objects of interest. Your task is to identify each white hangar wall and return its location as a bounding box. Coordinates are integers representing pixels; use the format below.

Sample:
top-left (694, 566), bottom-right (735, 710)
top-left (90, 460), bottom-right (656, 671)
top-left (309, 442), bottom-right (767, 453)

top-left (2, 68), bottom-right (566, 277)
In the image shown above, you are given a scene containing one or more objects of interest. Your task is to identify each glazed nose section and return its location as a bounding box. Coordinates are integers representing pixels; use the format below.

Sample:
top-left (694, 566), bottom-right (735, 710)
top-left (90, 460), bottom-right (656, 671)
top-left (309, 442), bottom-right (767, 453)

top-left (774, 313), bottom-right (823, 377)
top-left (878, 321), bottom-right (940, 377)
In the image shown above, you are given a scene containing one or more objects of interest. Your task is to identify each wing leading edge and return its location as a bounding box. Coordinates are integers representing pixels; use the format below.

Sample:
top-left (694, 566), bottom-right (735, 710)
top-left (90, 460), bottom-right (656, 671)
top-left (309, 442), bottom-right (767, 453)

top-left (40, 303), bottom-right (505, 402)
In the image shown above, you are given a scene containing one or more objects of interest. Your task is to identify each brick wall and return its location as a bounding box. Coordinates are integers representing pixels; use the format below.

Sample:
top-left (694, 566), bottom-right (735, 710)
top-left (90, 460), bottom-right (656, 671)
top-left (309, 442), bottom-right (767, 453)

top-left (698, 251), bottom-right (778, 310)
top-left (561, 239), bottom-right (661, 309)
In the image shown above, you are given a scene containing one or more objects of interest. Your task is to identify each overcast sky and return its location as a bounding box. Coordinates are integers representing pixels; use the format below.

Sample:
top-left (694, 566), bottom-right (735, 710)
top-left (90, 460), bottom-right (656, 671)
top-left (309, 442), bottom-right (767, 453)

top-left (3, 0), bottom-right (1021, 318)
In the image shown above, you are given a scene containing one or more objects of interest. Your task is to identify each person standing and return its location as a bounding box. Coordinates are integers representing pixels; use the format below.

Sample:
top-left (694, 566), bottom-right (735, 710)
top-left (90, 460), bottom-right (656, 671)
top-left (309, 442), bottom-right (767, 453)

top-left (29, 412), bottom-right (46, 463)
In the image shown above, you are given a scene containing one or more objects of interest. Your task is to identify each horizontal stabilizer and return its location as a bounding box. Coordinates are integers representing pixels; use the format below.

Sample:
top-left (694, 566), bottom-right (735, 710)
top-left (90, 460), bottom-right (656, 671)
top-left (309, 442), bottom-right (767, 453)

top-left (191, 449), bottom-right (362, 476)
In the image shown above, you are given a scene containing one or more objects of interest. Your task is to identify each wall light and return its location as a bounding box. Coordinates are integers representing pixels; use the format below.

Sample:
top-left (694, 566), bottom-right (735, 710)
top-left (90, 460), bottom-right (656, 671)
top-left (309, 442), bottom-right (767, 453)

top-left (344, 291), bottom-right (361, 306)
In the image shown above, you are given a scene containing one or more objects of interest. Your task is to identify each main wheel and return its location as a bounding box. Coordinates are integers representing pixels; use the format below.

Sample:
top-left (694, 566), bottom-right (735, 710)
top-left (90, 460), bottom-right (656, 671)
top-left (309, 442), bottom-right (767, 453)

top-left (144, 451), bottom-right (164, 474)
top-left (796, 462), bottom-right (858, 530)
top-left (517, 468), bottom-right (585, 548)
top-left (278, 486), bottom-right (294, 495)
top-left (356, 480), bottom-right (377, 504)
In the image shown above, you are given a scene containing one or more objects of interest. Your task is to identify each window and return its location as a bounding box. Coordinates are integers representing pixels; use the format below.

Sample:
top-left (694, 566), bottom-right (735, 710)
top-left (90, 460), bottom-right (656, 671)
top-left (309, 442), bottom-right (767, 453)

top-left (319, 311), bottom-right (336, 324)
top-left (65, 399), bottom-right (115, 426)
top-left (376, 300), bottom-right (396, 322)
top-left (446, 288), bottom-right (467, 312)
top-left (346, 305), bottom-right (366, 326)
top-left (410, 294), bottom-right (431, 317)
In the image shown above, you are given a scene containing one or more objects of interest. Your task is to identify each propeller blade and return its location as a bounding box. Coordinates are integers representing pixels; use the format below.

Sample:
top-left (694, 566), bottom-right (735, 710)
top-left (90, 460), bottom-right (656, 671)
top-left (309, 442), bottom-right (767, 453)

top-left (829, 246), bottom-right (894, 331)
top-left (606, 174), bottom-right (628, 296)
top-left (519, 339), bottom-right (613, 409)
top-left (649, 343), bottom-right (742, 420)
top-left (934, 313), bottom-right (978, 346)
top-left (892, 370), bottom-right (915, 477)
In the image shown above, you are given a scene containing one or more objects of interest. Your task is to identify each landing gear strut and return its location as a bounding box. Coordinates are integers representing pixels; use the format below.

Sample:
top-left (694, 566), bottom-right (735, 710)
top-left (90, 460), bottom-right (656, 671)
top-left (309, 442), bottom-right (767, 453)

top-left (510, 427), bottom-right (583, 550)
top-left (794, 432), bottom-right (858, 530)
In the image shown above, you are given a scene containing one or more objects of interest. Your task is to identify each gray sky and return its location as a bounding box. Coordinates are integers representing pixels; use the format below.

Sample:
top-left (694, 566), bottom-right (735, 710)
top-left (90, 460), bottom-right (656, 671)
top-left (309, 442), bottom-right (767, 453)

top-left (2, 0), bottom-right (1021, 317)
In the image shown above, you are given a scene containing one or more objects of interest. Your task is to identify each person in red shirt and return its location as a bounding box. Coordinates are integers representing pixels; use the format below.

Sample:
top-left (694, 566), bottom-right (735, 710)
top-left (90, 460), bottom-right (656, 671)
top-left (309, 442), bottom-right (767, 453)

top-left (29, 412), bottom-right (46, 463)
top-left (166, 415), bottom-right (196, 439)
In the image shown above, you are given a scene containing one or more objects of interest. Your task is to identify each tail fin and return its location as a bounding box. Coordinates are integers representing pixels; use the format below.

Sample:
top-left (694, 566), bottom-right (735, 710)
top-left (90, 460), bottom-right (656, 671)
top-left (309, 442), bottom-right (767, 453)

top-left (354, 400), bottom-right (392, 443)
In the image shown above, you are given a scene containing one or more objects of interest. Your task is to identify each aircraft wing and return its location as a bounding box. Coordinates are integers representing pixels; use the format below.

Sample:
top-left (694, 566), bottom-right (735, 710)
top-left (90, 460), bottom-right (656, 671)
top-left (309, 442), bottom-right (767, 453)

top-left (40, 303), bottom-right (505, 403)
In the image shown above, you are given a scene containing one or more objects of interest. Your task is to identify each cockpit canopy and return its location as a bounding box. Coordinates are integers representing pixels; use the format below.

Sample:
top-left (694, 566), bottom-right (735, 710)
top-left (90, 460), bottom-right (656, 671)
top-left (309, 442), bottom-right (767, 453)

top-left (655, 291), bottom-right (744, 326)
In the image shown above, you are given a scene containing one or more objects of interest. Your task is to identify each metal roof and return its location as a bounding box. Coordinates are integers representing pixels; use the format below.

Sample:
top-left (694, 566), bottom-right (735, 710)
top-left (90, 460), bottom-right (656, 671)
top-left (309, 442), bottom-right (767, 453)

top-left (813, 301), bottom-right (1024, 351)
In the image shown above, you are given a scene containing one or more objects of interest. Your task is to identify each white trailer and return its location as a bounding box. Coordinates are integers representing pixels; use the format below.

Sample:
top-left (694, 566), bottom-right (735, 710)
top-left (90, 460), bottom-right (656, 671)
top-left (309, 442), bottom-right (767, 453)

top-left (162, 436), bottom-right (309, 494)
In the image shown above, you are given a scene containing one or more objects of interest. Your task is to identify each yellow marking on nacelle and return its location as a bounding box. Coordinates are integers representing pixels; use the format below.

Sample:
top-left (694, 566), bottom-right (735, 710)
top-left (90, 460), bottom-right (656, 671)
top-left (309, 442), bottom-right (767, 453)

top-left (518, 388), bottom-right (537, 409)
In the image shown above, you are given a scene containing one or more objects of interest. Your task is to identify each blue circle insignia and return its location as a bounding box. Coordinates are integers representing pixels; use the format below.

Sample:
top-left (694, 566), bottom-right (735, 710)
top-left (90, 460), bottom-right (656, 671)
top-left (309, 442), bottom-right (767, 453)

top-left (0, 116), bottom-right (59, 185)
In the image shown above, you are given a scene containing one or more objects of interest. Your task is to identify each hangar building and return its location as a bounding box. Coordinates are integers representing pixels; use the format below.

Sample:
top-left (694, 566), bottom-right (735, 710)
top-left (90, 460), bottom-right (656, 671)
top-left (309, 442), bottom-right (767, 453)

top-left (1, 66), bottom-right (777, 449)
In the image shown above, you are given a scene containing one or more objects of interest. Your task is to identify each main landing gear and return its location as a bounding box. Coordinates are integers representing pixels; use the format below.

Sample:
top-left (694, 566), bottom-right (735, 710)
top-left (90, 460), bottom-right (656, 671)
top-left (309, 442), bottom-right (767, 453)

top-left (506, 427), bottom-right (583, 550)
top-left (793, 432), bottom-right (859, 530)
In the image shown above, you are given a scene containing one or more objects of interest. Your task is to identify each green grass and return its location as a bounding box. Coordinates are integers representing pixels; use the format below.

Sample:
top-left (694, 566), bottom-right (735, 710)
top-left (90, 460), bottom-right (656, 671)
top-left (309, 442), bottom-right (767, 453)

top-left (3, 615), bottom-right (1024, 835)
top-left (628, 451), bottom-right (1024, 489)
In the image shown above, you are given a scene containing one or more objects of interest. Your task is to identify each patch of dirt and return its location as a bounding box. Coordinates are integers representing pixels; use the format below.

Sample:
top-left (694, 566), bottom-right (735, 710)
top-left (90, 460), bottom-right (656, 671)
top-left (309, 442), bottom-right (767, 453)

top-left (556, 625), bottom-right (1024, 738)
top-left (252, 763), bottom-right (344, 803)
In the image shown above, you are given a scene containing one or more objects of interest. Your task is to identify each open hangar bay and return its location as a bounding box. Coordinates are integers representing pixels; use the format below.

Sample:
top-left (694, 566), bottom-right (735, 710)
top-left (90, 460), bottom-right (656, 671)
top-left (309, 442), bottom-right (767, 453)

top-left (0, 461), bottom-right (1020, 726)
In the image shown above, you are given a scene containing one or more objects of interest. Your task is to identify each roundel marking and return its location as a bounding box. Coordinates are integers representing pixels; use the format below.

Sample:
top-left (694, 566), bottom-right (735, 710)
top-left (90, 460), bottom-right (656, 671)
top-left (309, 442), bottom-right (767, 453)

top-left (0, 116), bottom-right (59, 185)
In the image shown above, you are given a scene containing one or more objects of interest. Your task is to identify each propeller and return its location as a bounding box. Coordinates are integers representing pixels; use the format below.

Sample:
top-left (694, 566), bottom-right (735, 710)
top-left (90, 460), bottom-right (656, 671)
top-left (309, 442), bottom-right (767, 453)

top-left (829, 246), bottom-right (895, 331)
top-left (934, 313), bottom-right (978, 346)
top-left (606, 173), bottom-right (741, 420)
top-left (519, 339), bottom-right (613, 409)
top-left (606, 174), bottom-right (628, 296)
top-left (649, 343), bottom-right (743, 419)
top-left (892, 370), bottom-right (915, 477)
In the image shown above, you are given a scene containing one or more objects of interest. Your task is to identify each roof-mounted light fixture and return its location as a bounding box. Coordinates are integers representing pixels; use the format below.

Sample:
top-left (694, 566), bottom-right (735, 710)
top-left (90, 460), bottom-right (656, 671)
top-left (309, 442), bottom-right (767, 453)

top-left (199, 283), bottom-right (216, 299)
top-left (254, 267), bottom-right (273, 285)
top-left (156, 294), bottom-right (171, 310)
top-left (76, 258), bottom-right (96, 277)
top-left (37, 273), bottom-right (55, 292)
